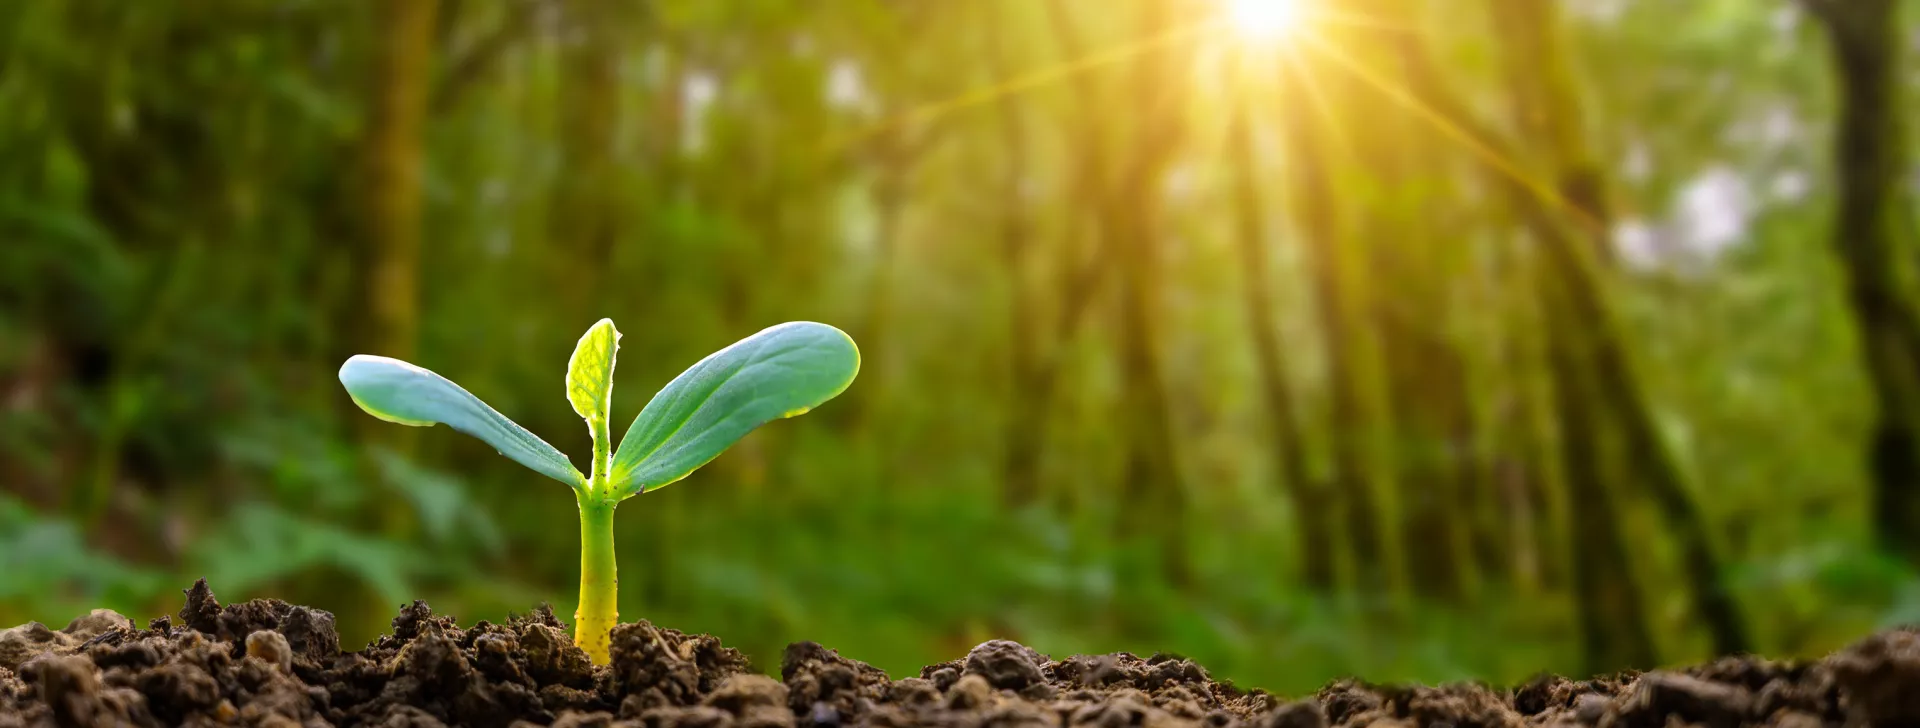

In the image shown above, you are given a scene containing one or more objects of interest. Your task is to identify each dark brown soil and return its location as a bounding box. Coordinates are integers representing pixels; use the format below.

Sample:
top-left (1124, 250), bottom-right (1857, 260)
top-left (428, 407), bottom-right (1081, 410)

top-left (0, 581), bottom-right (1907, 727)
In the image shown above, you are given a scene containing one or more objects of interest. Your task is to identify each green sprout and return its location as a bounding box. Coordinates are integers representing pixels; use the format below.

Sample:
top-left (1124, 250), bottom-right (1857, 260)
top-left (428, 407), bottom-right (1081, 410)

top-left (338, 319), bottom-right (859, 663)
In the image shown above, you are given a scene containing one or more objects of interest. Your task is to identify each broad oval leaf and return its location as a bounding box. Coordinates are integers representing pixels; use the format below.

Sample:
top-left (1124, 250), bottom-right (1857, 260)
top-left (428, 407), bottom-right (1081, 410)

top-left (339, 355), bottom-right (585, 488)
top-left (566, 318), bottom-right (620, 429)
top-left (610, 322), bottom-right (859, 495)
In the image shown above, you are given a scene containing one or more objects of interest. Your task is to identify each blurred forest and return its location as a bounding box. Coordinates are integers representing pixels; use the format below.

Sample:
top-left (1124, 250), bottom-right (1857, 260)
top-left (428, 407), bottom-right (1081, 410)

top-left (4, 0), bottom-right (1920, 693)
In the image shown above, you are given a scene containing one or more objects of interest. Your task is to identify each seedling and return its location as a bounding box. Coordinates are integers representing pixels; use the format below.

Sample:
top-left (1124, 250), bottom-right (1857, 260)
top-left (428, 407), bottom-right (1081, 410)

top-left (338, 319), bottom-right (859, 663)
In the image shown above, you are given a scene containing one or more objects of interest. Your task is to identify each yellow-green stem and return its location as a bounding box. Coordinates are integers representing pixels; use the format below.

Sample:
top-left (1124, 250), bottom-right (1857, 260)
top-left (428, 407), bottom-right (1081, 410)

top-left (574, 495), bottom-right (617, 664)
top-left (574, 411), bottom-right (618, 664)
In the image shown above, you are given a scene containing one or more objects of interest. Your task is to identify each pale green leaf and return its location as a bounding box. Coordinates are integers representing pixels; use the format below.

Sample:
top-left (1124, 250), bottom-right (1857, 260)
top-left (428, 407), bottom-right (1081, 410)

top-left (610, 322), bottom-right (859, 495)
top-left (566, 318), bottom-right (620, 429)
top-left (339, 355), bottom-right (584, 488)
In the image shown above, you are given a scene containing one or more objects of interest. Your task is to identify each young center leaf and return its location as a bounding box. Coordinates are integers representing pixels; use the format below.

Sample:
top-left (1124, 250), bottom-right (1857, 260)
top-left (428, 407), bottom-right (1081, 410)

top-left (609, 321), bottom-right (859, 496)
top-left (339, 355), bottom-right (585, 488)
top-left (567, 319), bottom-right (620, 485)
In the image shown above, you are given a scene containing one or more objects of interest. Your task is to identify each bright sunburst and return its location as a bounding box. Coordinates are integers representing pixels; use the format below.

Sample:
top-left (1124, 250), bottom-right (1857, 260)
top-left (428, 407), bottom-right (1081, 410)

top-left (1224, 0), bottom-right (1304, 40)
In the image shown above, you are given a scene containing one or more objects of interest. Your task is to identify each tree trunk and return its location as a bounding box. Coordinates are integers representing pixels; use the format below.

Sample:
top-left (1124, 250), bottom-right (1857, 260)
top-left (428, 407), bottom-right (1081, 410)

top-left (1486, 0), bottom-right (1748, 663)
top-left (1538, 274), bottom-right (1658, 672)
top-left (1379, 313), bottom-right (1475, 602)
top-left (1354, 5), bottom-right (1476, 602)
top-left (356, 0), bottom-right (438, 549)
top-left (1227, 88), bottom-right (1337, 590)
top-left (989, 12), bottom-right (1046, 507)
top-left (1385, 0), bottom-right (1567, 596)
top-left (1489, 240), bottom-right (1561, 594)
top-left (1809, 0), bottom-right (1920, 565)
top-left (847, 128), bottom-right (913, 437)
top-left (363, 0), bottom-right (439, 361)
top-left (1109, 0), bottom-right (1191, 584)
top-left (1111, 193), bottom-right (1188, 582)
top-left (1277, 59), bottom-right (1392, 593)
top-left (1357, 0), bottom-right (1677, 668)
top-left (1017, 0), bottom-right (1128, 514)
top-left (552, 1), bottom-right (624, 316)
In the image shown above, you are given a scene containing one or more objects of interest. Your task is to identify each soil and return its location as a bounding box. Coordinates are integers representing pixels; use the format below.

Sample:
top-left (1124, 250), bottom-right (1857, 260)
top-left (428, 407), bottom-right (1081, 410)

top-left (0, 581), bottom-right (1910, 727)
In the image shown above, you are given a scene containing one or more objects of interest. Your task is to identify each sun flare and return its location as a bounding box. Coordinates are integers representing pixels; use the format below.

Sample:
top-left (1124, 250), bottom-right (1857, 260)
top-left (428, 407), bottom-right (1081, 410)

top-left (1224, 0), bottom-right (1304, 40)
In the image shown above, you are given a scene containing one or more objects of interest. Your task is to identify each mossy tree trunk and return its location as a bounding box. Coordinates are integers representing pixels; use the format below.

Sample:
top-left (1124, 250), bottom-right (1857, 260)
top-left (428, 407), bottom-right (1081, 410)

top-left (988, 8), bottom-right (1047, 508)
top-left (356, 0), bottom-right (438, 549)
top-left (1487, 5), bottom-right (1658, 672)
top-left (1227, 72), bottom-right (1337, 591)
top-left (1390, 0), bottom-right (1570, 598)
top-left (847, 126), bottom-right (928, 439)
top-left (1807, 0), bottom-right (1920, 566)
top-left (1359, 0), bottom-right (1479, 603)
top-left (1277, 58), bottom-right (1394, 594)
top-left (1108, 0), bottom-right (1192, 585)
top-left (362, 0), bottom-right (438, 364)
top-left (1488, 0), bottom-right (1748, 666)
top-left (999, 0), bottom-right (1137, 514)
top-left (551, 1), bottom-right (627, 318)
top-left (844, 6), bottom-right (946, 441)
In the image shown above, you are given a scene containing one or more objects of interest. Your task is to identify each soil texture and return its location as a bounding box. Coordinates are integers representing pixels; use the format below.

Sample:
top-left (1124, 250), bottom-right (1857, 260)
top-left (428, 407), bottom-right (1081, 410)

top-left (0, 580), bottom-right (1910, 727)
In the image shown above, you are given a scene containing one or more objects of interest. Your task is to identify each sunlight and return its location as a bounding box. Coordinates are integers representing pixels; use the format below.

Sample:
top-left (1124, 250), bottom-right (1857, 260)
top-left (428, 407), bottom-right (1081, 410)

top-left (1225, 0), bottom-right (1304, 41)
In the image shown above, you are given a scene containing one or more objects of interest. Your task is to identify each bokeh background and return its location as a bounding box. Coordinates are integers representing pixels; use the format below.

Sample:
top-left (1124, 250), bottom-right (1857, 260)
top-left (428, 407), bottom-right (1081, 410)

top-left (4, 0), bottom-right (1918, 694)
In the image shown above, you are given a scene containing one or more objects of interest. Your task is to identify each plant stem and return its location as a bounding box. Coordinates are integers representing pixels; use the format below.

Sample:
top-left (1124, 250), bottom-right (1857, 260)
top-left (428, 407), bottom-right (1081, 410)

top-left (574, 495), bottom-right (618, 664)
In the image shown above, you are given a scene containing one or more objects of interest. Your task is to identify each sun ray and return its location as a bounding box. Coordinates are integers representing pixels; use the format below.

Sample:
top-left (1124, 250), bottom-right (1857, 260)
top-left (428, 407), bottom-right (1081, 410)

top-left (818, 16), bottom-right (1222, 158)
top-left (1294, 33), bottom-right (1603, 233)
top-left (1280, 38), bottom-right (1354, 161)
top-left (1294, 4), bottom-right (1430, 36)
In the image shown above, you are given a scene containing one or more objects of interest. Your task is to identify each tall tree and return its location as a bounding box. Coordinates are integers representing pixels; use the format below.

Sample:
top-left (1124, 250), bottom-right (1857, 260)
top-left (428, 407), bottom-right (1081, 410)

top-left (997, 0), bottom-right (1133, 512)
top-left (844, 1), bottom-right (945, 439)
top-left (550, 1), bottom-right (627, 317)
top-left (1486, 6), bottom-right (1662, 670)
top-left (1805, 0), bottom-right (1920, 565)
top-left (1108, 0), bottom-right (1193, 583)
top-left (354, 0), bottom-right (440, 550)
top-left (988, 5), bottom-right (1046, 507)
top-left (1227, 63), bottom-right (1336, 590)
top-left (1281, 29), bottom-right (1397, 595)
top-left (1387, 0), bottom-right (1570, 595)
top-left (362, 0), bottom-right (439, 361)
top-left (1487, 0), bottom-right (1748, 663)
top-left (1352, 0), bottom-right (1477, 602)
top-left (1334, 0), bottom-right (1711, 667)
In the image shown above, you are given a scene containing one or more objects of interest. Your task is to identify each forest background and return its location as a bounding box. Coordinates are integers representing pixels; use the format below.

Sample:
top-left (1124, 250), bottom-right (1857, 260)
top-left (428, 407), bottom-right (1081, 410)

top-left (5, 0), bottom-right (1918, 694)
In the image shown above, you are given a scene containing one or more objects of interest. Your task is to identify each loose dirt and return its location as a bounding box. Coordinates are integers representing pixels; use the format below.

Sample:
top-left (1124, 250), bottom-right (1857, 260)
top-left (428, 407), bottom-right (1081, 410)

top-left (0, 580), bottom-right (1906, 726)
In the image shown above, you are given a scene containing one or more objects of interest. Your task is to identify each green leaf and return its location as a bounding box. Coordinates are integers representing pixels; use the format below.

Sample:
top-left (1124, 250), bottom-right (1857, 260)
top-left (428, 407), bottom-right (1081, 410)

top-left (566, 319), bottom-right (620, 429)
top-left (567, 318), bottom-right (620, 490)
top-left (339, 355), bottom-right (584, 488)
top-left (610, 322), bottom-right (859, 495)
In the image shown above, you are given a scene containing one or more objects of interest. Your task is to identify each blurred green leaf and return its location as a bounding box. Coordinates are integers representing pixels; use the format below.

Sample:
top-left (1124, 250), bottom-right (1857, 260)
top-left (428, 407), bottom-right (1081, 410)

top-left (373, 449), bottom-right (506, 555)
top-left (0, 496), bottom-right (164, 604)
top-left (218, 416), bottom-right (365, 512)
top-left (191, 502), bottom-right (418, 606)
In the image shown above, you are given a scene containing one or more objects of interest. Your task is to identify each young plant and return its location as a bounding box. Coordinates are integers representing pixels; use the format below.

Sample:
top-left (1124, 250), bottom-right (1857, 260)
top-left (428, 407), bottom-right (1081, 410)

top-left (338, 320), bottom-right (859, 663)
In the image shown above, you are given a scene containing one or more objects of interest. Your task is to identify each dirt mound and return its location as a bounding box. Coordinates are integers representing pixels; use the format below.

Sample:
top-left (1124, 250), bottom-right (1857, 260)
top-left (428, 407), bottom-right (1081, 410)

top-left (0, 580), bottom-right (1904, 726)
